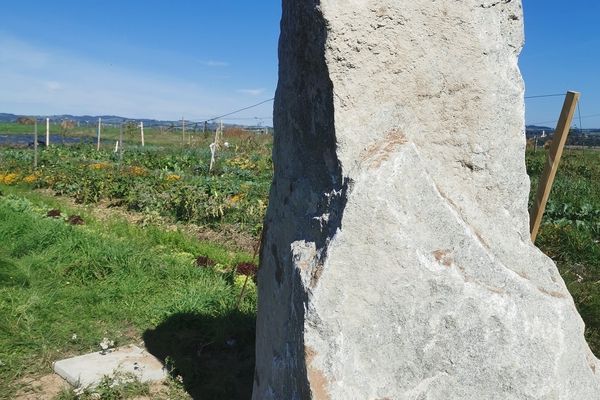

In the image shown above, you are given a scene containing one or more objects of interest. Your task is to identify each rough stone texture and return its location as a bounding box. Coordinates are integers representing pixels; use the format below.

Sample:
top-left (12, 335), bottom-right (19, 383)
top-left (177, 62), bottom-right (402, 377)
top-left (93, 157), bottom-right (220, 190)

top-left (53, 345), bottom-right (166, 388)
top-left (253, 1), bottom-right (600, 399)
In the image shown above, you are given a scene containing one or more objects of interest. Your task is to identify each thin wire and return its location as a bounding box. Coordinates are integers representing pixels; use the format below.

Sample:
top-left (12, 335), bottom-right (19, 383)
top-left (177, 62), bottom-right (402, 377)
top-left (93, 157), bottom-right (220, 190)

top-left (577, 100), bottom-right (584, 133)
top-left (524, 93), bottom-right (565, 99)
top-left (202, 98), bottom-right (275, 122)
top-left (578, 113), bottom-right (600, 119)
top-left (529, 113), bottom-right (600, 127)
top-left (219, 117), bottom-right (273, 121)
top-left (528, 120), bottom-right (557, 126)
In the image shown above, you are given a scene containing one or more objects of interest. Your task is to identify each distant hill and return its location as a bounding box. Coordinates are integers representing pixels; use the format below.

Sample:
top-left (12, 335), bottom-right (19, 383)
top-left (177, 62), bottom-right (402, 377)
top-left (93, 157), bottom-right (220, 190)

top-left (0, 113), bottom-right (181, 127)
top-left (0, 113), bottom-right (270, 130)
top-left (526, 125), bottom-right (554, 132)
top-left (0, 113), bottom-right (19, 123)
top-left (526, 125), bottom-right (600, 136)
top-left (0, 113), bottom-right (594, 133)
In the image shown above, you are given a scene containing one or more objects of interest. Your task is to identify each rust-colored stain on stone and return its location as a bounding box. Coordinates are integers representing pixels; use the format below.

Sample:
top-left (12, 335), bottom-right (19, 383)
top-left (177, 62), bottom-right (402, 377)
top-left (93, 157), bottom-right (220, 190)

top-left (362, 129), bottom-right (407, 169)
top-left (432, 249), bottom-right (453, 267)
top-left (587, 352), bottom-right (597, 374)
top-left (515, 270), bottom-right (530, 280)
top-left (305, 346), bottom-right (331, 400)
top-left (486, 286), bottom-right (505, 295)
top-left (310, 263), bottom-right (324, 289)
top-left (538, 286), bottom-right (567, 299)
top-left (472, 228), bottom-right (490, 249)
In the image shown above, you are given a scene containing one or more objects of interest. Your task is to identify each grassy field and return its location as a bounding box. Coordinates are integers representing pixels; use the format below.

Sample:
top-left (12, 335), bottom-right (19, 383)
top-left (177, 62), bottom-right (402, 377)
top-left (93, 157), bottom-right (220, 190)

top-left (0, 138), bottom-right (598, 399)
top-left (526, 149), bottom-right (600, 351)
top-left (0, 121), bottom-right (219, 148)
top-left (0, 187), bottom-right (257, 399)
top-left (0, 132), bottom-right (272, 237)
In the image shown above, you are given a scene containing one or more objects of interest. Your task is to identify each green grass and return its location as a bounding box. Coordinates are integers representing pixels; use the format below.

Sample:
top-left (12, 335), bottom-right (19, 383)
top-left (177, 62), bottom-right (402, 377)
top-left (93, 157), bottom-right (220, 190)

top-left (0, 121), bottom-right (221, 148)
top-left (0, 122), bottom-right (46, 134)
top-left (55, 373), bottom-right (151, 400)
top-left (527, 149), bottom-right (600, 354)
top-left (0, 142), bottom-right (598, 398)
top-left (0, 136), bottom-right (272, 235)
top-left (0, 188), bottom-right (256, 399)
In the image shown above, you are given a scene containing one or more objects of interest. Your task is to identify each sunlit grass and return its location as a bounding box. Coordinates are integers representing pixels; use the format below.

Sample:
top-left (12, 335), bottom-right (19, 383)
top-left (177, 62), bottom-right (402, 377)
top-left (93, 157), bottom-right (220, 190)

top-left (0, 189), bottom-right (255, 399)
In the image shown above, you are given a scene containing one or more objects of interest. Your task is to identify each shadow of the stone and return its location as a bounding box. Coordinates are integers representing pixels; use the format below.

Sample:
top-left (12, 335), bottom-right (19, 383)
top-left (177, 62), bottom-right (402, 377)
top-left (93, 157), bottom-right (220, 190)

top-left (143, 311), bottom-right (255, 400)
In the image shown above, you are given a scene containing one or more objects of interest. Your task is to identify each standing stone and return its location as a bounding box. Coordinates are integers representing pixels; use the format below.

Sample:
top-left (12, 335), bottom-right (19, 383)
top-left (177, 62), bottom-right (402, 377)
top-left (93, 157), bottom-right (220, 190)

top-left (253, 1), bottom-right (600, 399)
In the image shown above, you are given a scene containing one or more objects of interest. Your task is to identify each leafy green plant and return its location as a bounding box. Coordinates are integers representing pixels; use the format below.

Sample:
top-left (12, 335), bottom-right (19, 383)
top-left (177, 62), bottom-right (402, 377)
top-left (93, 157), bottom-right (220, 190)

top-left (0, 142), bottom-right (273, 235)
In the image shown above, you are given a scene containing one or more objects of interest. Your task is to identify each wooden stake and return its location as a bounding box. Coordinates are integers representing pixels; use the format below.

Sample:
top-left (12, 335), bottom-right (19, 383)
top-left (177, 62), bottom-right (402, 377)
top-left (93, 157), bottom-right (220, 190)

top-left (119, 123), bottom-right (124, 163)
top-left (46, 118), bottom-right (50, 147)
top-left (140, 121), bottom-right (145, 147)
top-left (529, 91), bottom-right (580, 242)
top-left (182, 117), bottom-right (185, 147)
top-left (235, 274), bottom-right (250, 310)
top-left (34, 119), bottom-right (38, 169)
top-left (97, 117), bottom-right (102, 151)
top-left (236, 234), bottom-right (262, 310)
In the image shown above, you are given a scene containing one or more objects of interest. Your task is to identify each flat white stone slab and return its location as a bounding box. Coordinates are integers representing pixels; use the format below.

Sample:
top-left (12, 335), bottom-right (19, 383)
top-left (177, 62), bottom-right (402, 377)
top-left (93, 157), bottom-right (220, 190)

top-left (53, 345), bottom-right (167, 388)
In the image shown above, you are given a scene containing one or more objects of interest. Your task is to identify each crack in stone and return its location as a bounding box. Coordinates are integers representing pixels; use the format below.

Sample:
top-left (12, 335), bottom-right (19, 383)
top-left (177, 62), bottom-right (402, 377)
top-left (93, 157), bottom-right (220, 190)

top-left (480, 0), bottom-right (512, 9)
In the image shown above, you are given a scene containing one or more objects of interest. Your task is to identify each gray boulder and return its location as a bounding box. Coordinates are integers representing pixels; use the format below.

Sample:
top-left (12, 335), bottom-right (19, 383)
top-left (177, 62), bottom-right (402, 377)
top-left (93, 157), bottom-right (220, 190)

top-left (253, 1), bottom-right (600, 399)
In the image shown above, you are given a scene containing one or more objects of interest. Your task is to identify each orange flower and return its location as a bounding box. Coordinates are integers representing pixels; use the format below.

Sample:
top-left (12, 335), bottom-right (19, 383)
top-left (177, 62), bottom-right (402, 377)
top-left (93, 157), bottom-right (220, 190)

top-left (23, 174), bottom-right (39, 184)
top-left (128, 166), bottom-right (147, 176)
top-left (165, 174), bottom-right (181, 182)
top-left (90, 162), bottom-right (110, 170)
top-left (1, 173), bottom-right (19, 185)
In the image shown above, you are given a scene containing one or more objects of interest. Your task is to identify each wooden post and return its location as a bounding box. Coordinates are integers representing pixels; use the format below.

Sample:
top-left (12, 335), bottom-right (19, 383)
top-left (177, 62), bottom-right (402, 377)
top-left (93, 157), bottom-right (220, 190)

top-left (209, 123), bottom-right (218, 172)
top-left (182, 117), bottom-right (185, 147)
top-left (219, 120), bottom-right (223, 144)
top-left (209, 142), bottom-right (216, 172)
top-left (97, 117), bottom-right (102, 151)
top-left (529, 91), bottom-right (580, 242)
top-left (119, 123), bottom-right (124, 163)
top-left (45, 118), bottom-right (50, 147)
top-left (140, 121), bottom-right (145, 147)
top-left (34, 118), bottom-right (38, 168)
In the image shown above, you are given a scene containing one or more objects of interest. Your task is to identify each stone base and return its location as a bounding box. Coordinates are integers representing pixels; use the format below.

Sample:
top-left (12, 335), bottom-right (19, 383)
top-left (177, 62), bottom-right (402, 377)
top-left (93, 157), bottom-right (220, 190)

top-left (53, 345), bottom-right (167, 388)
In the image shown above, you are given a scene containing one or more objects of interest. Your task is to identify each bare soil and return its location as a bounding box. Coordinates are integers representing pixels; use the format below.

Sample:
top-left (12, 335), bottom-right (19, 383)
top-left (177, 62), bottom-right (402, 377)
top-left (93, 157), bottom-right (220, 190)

top-left (15, 374), bottom-right (70, 400)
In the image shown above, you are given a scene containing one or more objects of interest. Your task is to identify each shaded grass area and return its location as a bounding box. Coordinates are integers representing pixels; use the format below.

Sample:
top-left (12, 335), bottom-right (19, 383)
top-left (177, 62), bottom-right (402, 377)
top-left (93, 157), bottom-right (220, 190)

top-left (144, 312), bottom-right (255, 399)
top-left (0, 188), bottom-right (256, 399)
top-left (527, 149), bottom-right (600, 355)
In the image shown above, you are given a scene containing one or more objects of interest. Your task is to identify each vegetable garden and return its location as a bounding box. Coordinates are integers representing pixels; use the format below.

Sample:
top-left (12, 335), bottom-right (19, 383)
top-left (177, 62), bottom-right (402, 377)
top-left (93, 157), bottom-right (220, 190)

top-left (0, 135), bottom-right (599, 398)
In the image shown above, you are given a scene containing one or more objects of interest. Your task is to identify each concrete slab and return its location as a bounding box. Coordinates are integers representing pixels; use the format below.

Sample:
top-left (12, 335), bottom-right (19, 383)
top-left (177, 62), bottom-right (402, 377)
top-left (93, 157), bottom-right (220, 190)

top-left (53, 345), bottom-right (167, 388)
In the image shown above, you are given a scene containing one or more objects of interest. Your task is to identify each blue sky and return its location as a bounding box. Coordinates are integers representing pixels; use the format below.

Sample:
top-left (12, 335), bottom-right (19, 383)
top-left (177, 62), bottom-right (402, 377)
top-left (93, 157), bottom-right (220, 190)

top-left (0, 1), bottom-right (598, 128)
top-left (522, 0), bottom-right (600, 129)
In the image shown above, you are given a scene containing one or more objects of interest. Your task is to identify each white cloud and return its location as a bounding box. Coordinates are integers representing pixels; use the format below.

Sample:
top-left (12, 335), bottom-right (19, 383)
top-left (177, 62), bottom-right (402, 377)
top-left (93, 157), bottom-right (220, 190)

top-left (0, 34), bottom-right (272, 120)
top-left (199, 60), bottom-right (229, 67)
top-left (45, 81), bottom-right (62, 92)
top-left (0, 36), bottom-right (50, 69)
top-left (236, 88), bottom-right (265, 96)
